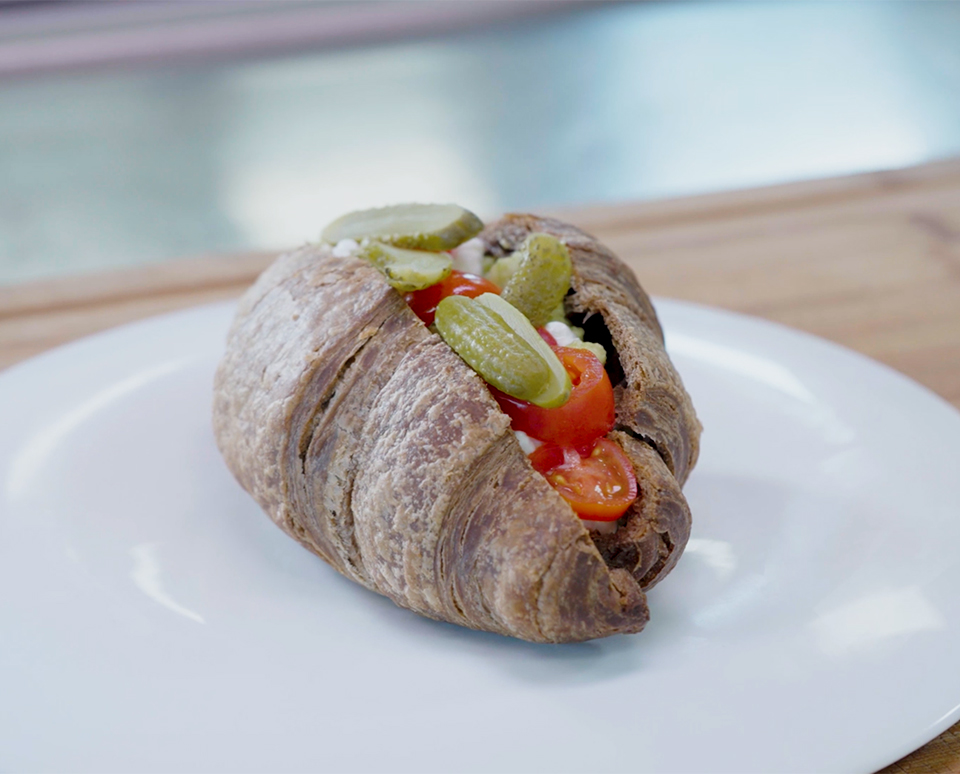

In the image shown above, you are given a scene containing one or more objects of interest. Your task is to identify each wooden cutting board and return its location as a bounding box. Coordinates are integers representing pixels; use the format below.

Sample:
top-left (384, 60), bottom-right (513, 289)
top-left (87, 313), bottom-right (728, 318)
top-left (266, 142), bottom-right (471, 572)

top-left (2, 158), bottom-right (959, 773)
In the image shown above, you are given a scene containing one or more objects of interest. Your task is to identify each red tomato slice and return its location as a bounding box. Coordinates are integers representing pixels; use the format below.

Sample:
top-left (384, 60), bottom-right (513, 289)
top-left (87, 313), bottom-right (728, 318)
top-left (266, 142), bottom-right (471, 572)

top-left (491, 346), bottom-right (615, 448)
top-left (405, 270), bottom-right (500, 325)
top-left (537, 327), bottom-right (558, 347)
top-left (529, 439), bottom-right (638, 520)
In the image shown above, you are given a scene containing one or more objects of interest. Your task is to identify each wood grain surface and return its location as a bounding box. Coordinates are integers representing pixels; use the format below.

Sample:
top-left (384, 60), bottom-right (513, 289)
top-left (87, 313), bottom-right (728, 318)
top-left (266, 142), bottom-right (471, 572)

top-left (2, 158), bottom-right (959, 773)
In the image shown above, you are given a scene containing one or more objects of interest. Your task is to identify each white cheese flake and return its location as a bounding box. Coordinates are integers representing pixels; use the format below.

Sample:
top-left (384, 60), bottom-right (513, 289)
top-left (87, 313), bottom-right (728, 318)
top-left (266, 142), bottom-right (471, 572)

top-left (545, 320), bottom-right (607, 363)
top-left (544, 320), bottom-right (581, 347)
top-left (580, 518), bottom-right (620, 534)
top-left (331, 238), bottom-right (359, 258)
top-left (513, 430), bottom-right (542, 455)
top-left (450, 237), bottom-right (486, 275)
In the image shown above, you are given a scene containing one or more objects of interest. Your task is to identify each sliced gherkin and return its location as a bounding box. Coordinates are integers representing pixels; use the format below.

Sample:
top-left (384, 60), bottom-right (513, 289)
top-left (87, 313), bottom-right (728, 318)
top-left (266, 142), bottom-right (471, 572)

top-left (500, 233), bottom-right (573, 328)
top-left (484, 252), bottom-right (522, 289)
top-left (546, 302), bottom-right (568, 323)
top-left (359, 241), bottom-right (451, 292)
top-left (435, 296), bottom-right (551, 403)
top-left (474, 293), bottom-right (571, 408)
top-left (565, 339), bottom-right (607, 365)
top-left (321, 203), bottom-right (483, 251)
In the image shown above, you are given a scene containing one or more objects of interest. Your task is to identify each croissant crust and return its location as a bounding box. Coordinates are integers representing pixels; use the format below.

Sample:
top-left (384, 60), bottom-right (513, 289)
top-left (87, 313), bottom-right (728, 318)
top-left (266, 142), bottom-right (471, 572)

top-left (213, 214), bottom-right (701, 643)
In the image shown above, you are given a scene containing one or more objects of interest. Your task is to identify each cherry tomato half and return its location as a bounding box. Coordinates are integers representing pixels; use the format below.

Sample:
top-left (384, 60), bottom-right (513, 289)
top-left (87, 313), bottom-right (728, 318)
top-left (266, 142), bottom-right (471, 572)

top-left (405, 270), bottom-right (500, 325)
top-left (537, 327), bottom-right (558, 347)
top-left (491, 346), bottom-right (615, 449)
top-left (529, 438), bottom-right (638, 520)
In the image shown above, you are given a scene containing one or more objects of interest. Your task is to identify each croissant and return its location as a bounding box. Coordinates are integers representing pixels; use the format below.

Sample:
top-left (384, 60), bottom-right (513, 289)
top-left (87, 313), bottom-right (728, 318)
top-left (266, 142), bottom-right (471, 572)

top-left (213, 213), bottom-right (701, 643)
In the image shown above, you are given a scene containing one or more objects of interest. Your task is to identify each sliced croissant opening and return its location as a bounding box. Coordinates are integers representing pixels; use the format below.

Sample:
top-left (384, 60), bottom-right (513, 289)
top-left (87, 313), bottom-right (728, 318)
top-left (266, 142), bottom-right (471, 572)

top-left (553, 310), bottom-right (683, 588)
top-left (566, 308), bottom-right (625, 388)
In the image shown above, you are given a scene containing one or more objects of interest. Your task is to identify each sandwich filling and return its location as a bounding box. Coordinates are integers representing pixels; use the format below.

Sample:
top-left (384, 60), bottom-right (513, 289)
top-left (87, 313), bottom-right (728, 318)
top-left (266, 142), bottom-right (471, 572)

top-left (323, 204), bottom-right (640, 531)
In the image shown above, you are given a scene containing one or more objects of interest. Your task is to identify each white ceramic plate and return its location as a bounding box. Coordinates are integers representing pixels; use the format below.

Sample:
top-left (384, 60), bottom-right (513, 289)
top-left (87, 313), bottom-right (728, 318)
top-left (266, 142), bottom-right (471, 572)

top-left (2, 300), bottom-right (959, 774)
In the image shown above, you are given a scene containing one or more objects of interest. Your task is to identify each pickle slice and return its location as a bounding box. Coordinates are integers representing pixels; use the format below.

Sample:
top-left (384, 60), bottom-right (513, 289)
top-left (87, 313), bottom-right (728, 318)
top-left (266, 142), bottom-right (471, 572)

top-left (321, 203), bottom-right (483, 251)
top-left (474, 293), bottom-right (571, 408)
top-left (500, 233), bottom-right (573, 328)
top-left (484, 252), bottom-right (522, 289)
top-left (546, 302), bottom-right (568, 323)
top-left (565, 339), bottom-right (607, 365)
top-left (359, 241), bottom-right (452, 291)
top-left (435, 296), bottom-right (550, 402)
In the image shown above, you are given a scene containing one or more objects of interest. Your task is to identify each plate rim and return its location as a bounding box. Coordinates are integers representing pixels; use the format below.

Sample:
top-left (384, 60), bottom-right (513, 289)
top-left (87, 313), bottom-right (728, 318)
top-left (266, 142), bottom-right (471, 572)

top-left (2, 297), bottom-right (959, 773)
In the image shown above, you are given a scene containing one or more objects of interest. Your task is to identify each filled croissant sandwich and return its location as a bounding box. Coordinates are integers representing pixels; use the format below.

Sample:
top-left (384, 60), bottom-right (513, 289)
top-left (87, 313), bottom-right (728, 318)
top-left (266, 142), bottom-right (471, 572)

top-left (213, 204), bottom-right (701, 643)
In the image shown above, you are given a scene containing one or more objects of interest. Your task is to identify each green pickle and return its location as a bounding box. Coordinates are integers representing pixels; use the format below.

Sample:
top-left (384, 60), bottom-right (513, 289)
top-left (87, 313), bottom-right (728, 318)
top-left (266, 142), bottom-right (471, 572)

top-left (322, 203), bottom-right (483, 251)
top-left (500, 233), bottom-right (573, 328)
top-left (565, 338), bottom-right (607, 365)
top-left (484, 253), bottom-right (522, 288)
top-left (435, 296), bottom-right (549, 402)
top-left (359, 241), bottom-right (451, 291)
top-left (435, 293), bottom-right (570, 408)
top-left (546, 302), bottom-right (568, 323)
top-left (474, 294), bottom-right (570, 408)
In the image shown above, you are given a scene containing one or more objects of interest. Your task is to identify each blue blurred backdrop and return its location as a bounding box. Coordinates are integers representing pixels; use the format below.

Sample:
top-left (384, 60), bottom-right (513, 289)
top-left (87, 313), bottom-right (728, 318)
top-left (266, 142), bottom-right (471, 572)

top-left (1, 0), bottom-right (959, 282)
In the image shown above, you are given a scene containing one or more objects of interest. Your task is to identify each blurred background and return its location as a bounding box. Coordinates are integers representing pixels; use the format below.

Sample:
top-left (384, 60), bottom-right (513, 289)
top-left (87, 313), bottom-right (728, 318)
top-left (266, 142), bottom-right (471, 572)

top-left (1, 0), bottom-right (959, 285)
